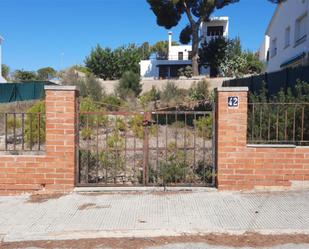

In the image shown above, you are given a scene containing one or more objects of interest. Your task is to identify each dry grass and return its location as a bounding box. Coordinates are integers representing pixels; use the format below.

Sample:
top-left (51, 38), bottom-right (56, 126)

top-left (26, 193), bottom-right (65, 203)
top-left (1, 233), bottom-right (309, 249)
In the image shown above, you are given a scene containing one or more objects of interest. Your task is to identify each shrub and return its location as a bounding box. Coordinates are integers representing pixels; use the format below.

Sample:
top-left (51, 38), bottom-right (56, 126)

top-left (101, 95), bottom-right (123, 111)
top-left (194, 115), bottom-right (212, 139)
top-left (6, 115), bottom-right (22, 130)
top-left (128, 114), bottom-right (156, 139)
top-left (80, 97), bottom-right (107, 140)
top-left (60, 68), bottom-right (104, 101)
top-left (158, 148), bottom-right (188, 188)
top-left (80, 97), bottom-right (102, 125)
top-left (188, 79), bottom-right (210, 101)
top-left (85, 74), bottom-right (104, 101)
top-left (25, 101), bottom-right (45, 145)
top-left (248, 80), bottom-right (309, 144)
top-left (99, 132), bottom-right (125, 184)
top-left (128, 114), bottom-right (144, 139)
top-left (160, 81), bottom-right (183, 106)
top-left (139, 86), bottom-right (160, 110)
top-left (178, 65), bottom-right (193, 78)
top-left (193, 160), bottom-right (214, 184)
top-left (116, 71), bottom-right (142, 99)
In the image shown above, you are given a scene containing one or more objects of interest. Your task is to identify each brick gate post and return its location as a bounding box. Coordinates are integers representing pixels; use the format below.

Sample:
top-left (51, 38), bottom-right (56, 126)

top-left (44, 85), bottom-right (79, 192)
top-left (215, 87), bottom-right (249, 190)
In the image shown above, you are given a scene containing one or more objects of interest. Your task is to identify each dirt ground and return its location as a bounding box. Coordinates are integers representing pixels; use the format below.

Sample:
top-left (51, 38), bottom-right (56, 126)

top-left (1, 233), bottom-right (309, 249)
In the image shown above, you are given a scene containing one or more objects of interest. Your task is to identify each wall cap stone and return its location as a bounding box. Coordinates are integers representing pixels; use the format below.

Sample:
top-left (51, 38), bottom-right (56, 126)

top-left (247, 144), bottom-right (296, 148)
top-left (216, 87), bottom-right (249, 92)
top-left (44, 85), bottom-right (79, 91)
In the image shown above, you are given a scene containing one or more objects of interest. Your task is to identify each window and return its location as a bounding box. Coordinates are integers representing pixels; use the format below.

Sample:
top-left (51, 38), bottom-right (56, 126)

top-left (284, 27), bottom-right (290, 48)
top-left (295, 14), bottom-right (307, 45)
top-left (188, 51), bottom-right (192, 60)
top-left (178, 52), bottom-right (183, 60)
top-left (207, 26), bottom-right (224, 36)
top-left (271, 38), bottom-right (277, 57)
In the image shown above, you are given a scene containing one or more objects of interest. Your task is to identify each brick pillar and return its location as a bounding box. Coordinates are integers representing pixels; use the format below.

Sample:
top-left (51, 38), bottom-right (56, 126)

top-left (215, 87), bottom-right (249, 190)
top-left (44, 86), bottom-right (79, 192)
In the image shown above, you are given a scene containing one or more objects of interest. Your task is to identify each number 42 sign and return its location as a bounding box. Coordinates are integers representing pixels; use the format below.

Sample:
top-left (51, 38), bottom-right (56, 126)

top-left (228, 96), bottom-right (239, 107)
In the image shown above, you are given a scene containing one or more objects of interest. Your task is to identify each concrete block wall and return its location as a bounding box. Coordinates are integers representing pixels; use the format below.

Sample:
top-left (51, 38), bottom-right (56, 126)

top-left (0, 86), bottom-right (78, 195)
top-left (216, 87), bottom-right (309, 191)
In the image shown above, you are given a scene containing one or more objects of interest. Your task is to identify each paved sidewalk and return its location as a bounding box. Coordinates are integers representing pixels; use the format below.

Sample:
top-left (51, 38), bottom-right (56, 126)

top-left (0, 189), bottom-right (309, 243)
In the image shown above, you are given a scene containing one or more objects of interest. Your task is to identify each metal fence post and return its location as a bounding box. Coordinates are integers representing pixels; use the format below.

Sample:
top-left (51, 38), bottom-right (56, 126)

top-left (143, 112), bottom-right (150, 186)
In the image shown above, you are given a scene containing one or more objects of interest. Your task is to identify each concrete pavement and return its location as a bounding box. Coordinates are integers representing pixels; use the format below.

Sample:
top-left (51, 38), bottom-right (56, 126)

top-left (0, 189), bottom-right (309, 243)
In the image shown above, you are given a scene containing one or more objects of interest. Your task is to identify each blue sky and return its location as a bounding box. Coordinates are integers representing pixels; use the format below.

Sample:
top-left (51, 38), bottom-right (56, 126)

top-left (0, 0), bottom-right (276, 71)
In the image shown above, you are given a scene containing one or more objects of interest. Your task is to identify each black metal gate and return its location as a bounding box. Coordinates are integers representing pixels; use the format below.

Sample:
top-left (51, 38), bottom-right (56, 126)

top-left (76, 108), bottom-right (215, 187)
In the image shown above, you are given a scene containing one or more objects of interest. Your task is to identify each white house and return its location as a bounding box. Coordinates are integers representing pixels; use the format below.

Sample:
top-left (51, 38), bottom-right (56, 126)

top-left (259, 0), bottom-right (309, 73)
top-left (0, 36), bottom-right (7, 83)
top-left (140, 16), bottom-right (229, 79)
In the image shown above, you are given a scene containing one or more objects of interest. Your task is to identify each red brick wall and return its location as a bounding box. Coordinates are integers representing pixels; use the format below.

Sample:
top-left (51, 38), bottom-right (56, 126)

top-left (1, 85), bottom-right (308, 194)
top-left (216, 87), bottom-right (309, 191)
top-left (0, 86), bottom-right (78, 195)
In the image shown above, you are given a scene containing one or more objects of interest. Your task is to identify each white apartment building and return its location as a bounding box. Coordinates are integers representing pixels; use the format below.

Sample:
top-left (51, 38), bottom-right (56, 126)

top-left (0, 36), bottom-right (7, 83)
top-left (140, 17), bottom-right (229, 79)
top-left (259, 0), bottom-right (309, 73)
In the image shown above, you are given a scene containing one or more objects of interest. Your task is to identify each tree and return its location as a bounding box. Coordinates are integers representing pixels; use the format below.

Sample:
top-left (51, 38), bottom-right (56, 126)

top-left (139, 42), bottom-right (152, 60)
top-left (37, 67), bottom-right (57, 81)
top-left (85, 44), bottom-right (141, 80)
top-left (113, 45), bottom-right (141, 76)
top-left (243, 51), bottom-right (263, 75)
top-left (1, 64), bottom-right (9, 80)
top-left (151, 40), bottom-right (178, 59)
top-left (85, 45), bottom-right (115, 80)
top-left (220, 38), bottom-right (263, 78)
top-left (13, 70), bottom-right (37, 81)
top-left (199, 37), bottom-right (228, 77)
top-left (147, 0), bottom-right (239, 76)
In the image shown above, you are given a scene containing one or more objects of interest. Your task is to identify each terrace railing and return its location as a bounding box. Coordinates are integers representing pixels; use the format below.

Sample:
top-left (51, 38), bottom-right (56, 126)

top-left (247, 103), bottom-right (309, 146)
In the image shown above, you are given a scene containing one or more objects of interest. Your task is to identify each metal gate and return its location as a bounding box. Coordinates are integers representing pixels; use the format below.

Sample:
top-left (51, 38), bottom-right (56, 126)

top-left (76, 107), bottom-right (215, 187)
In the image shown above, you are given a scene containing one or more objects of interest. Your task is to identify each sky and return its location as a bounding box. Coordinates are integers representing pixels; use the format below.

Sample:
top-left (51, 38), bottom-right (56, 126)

top-left (0, 0), bottom-right (276, 72)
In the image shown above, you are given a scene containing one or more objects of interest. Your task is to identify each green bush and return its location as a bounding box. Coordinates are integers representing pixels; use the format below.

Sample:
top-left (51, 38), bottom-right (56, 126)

top-left (101, 95), bottom-right (123, 111)
top-left (248, 80), bottom-right (309, 144)
top-left (25, 101), bottom-right (45, 145)
top-left (60, 68), bottom-right (104, 101)
top-left (128, 114), bottom-right (156, 139)
top-left (158, 150), bottom-right (188, 187)
top-left (129, 114), bottom-right (144, 139)
top-left (99, 132), bottom-right (125, 184)
top-left (80, 97), bottom-right (107, 139)
top-left (6, 115), bottom-right (22, 130)
top-left (139, 86), bottom-right (160, 110)
top-left (116, 71), bottom-right (142, 99)
top-left (193, 160), bottom-right (214, 184)
top-left (85, 74), bottom-right (104, 101)
top-left (194, 115), bottom-right (212, 139)
top-left (178, 65), bottom-right (193, 78)
top-left (160, 81), bottom-right (184, 106)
